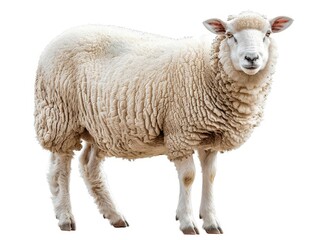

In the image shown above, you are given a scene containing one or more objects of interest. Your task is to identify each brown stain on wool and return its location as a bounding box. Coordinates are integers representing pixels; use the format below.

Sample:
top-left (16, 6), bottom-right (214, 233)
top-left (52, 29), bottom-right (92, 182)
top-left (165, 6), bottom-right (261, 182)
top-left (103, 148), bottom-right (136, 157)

top-left (210, 173), bottom-right (215, 183)
top-left (183, 172), bottom-right (195, 187)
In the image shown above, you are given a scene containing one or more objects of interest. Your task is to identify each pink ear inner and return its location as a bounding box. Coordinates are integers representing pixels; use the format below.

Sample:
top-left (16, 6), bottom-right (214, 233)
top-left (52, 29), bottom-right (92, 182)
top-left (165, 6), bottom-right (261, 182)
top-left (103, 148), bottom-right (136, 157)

top-left (209, 21), bottom-right (225, 33)
top-left (272, 17), bottom-right (289, 31)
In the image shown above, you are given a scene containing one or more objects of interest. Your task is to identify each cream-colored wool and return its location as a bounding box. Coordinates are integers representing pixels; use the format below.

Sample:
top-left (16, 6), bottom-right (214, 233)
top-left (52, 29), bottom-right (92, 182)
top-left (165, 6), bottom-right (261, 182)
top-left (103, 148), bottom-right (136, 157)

top-left (35, 24), bottom-right (276, 161)
top-left (227, 11), bottom-right (268, 31)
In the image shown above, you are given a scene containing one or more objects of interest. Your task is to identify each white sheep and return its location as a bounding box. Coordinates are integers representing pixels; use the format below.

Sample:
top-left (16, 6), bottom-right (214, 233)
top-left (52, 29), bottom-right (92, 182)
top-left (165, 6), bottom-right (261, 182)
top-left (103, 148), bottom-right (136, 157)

top-left (34, 11), bottom-right (293, 234)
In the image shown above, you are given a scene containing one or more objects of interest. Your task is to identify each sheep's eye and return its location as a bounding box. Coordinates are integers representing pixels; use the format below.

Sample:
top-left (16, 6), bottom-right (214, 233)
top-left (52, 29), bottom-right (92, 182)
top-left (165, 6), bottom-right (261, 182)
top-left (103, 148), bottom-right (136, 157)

top-left (226, 32), bottom-right (233, 38)
top-left (226, 32), bottom-right (237, 43)
top-left (265, 31), bottom-right (271, 37)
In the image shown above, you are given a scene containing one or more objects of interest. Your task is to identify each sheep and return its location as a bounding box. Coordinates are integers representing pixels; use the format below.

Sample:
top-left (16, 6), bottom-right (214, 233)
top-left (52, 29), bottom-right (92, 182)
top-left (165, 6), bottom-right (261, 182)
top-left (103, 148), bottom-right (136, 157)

top-left (34, 11), bottom-right (293, 234)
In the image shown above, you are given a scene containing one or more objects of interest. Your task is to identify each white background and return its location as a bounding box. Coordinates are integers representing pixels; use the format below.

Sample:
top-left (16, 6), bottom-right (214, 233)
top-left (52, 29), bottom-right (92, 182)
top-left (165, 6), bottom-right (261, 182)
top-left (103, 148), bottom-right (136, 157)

top-left (0, 0), bottom-right (318, 239)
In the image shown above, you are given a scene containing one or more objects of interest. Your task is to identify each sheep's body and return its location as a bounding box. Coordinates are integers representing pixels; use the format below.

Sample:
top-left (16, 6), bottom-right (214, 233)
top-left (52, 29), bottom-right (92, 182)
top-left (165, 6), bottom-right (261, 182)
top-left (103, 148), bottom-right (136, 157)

top-left (35, 25), bottom-right (273, 161)
top-left (35, 12), bottom-right (292, 234)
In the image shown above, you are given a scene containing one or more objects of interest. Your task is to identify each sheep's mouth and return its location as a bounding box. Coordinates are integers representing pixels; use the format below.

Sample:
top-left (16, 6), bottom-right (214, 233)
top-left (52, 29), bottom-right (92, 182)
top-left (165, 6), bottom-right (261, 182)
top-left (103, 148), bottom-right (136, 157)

top-left (243, 65), bottom-right (259, 70)
top-left (241, 65), bottom-right (261, 75)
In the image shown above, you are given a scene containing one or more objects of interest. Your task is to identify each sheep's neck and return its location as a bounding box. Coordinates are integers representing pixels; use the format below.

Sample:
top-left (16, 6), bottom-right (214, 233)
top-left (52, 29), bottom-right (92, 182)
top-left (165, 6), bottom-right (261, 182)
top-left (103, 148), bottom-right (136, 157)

top-left (203, 36), bottom-right (273, 130)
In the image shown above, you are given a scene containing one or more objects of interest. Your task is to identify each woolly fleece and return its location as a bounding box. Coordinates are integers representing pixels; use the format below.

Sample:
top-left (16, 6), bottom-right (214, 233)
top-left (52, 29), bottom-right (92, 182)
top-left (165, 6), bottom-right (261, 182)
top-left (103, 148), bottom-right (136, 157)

top-left (35, 20), bottom-right (277, 161)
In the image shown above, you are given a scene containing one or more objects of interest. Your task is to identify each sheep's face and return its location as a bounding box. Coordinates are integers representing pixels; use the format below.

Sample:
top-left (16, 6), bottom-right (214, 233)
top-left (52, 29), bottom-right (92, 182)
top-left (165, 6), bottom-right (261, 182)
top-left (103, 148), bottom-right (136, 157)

top-left (225, 28), bottom-right (272, 75)
top-left (203, 13), bottom-right (293, 75)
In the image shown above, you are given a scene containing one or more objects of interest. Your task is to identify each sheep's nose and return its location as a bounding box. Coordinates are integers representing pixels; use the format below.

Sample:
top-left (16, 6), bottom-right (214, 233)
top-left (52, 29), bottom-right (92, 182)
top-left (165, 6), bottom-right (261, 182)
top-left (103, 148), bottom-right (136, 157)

top-left (244, 53), bottom-right (259, 63)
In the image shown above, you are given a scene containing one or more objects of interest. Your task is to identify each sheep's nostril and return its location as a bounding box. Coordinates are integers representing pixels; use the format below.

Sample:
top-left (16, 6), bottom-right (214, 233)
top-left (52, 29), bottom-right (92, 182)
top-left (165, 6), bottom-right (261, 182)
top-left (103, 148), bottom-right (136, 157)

top-left (245, 55), bottom-right (259, 63)
top-left (245, 56), bottom-right (252, 62)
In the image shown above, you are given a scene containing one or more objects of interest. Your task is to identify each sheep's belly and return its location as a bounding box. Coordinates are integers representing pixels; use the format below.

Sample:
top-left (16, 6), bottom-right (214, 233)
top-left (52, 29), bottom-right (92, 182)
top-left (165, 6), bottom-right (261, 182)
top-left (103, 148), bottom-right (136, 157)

top-left (99, 136), bottom-right (167, 159)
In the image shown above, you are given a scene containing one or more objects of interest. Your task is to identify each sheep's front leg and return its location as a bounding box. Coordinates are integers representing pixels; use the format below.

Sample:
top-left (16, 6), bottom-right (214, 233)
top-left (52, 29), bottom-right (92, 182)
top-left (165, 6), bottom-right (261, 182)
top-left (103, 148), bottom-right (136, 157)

top-left (48, 152), bottom-right (76, 231)
top-left (198, 149), bottom-right (223, 234)
top-left (174, 155), bottom-right (199, 235)
top-left (80, 143), bottom-right (128, 228)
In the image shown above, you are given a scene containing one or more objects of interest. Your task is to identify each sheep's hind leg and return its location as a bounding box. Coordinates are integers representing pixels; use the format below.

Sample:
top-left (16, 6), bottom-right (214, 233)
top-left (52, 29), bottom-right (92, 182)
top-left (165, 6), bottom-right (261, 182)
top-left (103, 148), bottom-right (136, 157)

top-left (174, 155), bottom-right (199, 235)
top-left (48, 152), bottom-right (76, 231)
top-left (198, 149), bottom-right (223, 234)
top-left (80, 143), bottom-right (128, 228)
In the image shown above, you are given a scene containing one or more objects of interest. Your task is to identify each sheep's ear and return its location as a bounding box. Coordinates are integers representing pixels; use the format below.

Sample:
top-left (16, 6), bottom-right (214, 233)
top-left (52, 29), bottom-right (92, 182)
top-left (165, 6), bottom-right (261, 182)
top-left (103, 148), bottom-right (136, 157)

top-left (203, 18), bottom-right (227, 35)
top-left (270, 16), bottom-right (293, 33)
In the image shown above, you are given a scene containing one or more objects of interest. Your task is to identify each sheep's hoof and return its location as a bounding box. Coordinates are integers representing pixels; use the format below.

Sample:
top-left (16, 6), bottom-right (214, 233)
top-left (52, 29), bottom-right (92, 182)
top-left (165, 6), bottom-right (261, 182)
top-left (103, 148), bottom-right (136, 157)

top-left (112, 219), bottom-right (129, 228)
top-left (59, 220), bottom-right (76, 231)
top-left (181, 225), bottom-right (200, 235)
top-left (204, 226), bottom-right (223, 234)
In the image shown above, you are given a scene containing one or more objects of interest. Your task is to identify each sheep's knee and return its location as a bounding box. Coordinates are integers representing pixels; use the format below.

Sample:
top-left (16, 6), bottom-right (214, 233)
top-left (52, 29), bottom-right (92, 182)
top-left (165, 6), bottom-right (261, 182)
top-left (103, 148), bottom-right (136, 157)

top-left (174, 156), bottom-right (196, 184)
top-left (183, 172), bottom-right (195, 187)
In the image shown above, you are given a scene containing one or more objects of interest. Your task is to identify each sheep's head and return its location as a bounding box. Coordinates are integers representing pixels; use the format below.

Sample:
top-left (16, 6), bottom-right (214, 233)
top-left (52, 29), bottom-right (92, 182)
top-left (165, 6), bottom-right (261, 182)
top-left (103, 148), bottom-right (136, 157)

top-left (203, 12), bottom-right (293, 75)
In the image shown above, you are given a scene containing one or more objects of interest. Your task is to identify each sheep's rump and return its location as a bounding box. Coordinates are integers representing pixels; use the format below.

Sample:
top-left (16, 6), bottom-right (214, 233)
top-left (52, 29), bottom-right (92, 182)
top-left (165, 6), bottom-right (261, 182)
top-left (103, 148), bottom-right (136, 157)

top-left (35, 25), bottom-right (206, 158)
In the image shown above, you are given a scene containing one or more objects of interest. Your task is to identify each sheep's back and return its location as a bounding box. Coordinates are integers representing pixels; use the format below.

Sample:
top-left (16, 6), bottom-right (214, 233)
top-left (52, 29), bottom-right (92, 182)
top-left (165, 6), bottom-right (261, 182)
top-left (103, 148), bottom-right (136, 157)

top-left (70, 26), bottom-right (207, 158)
